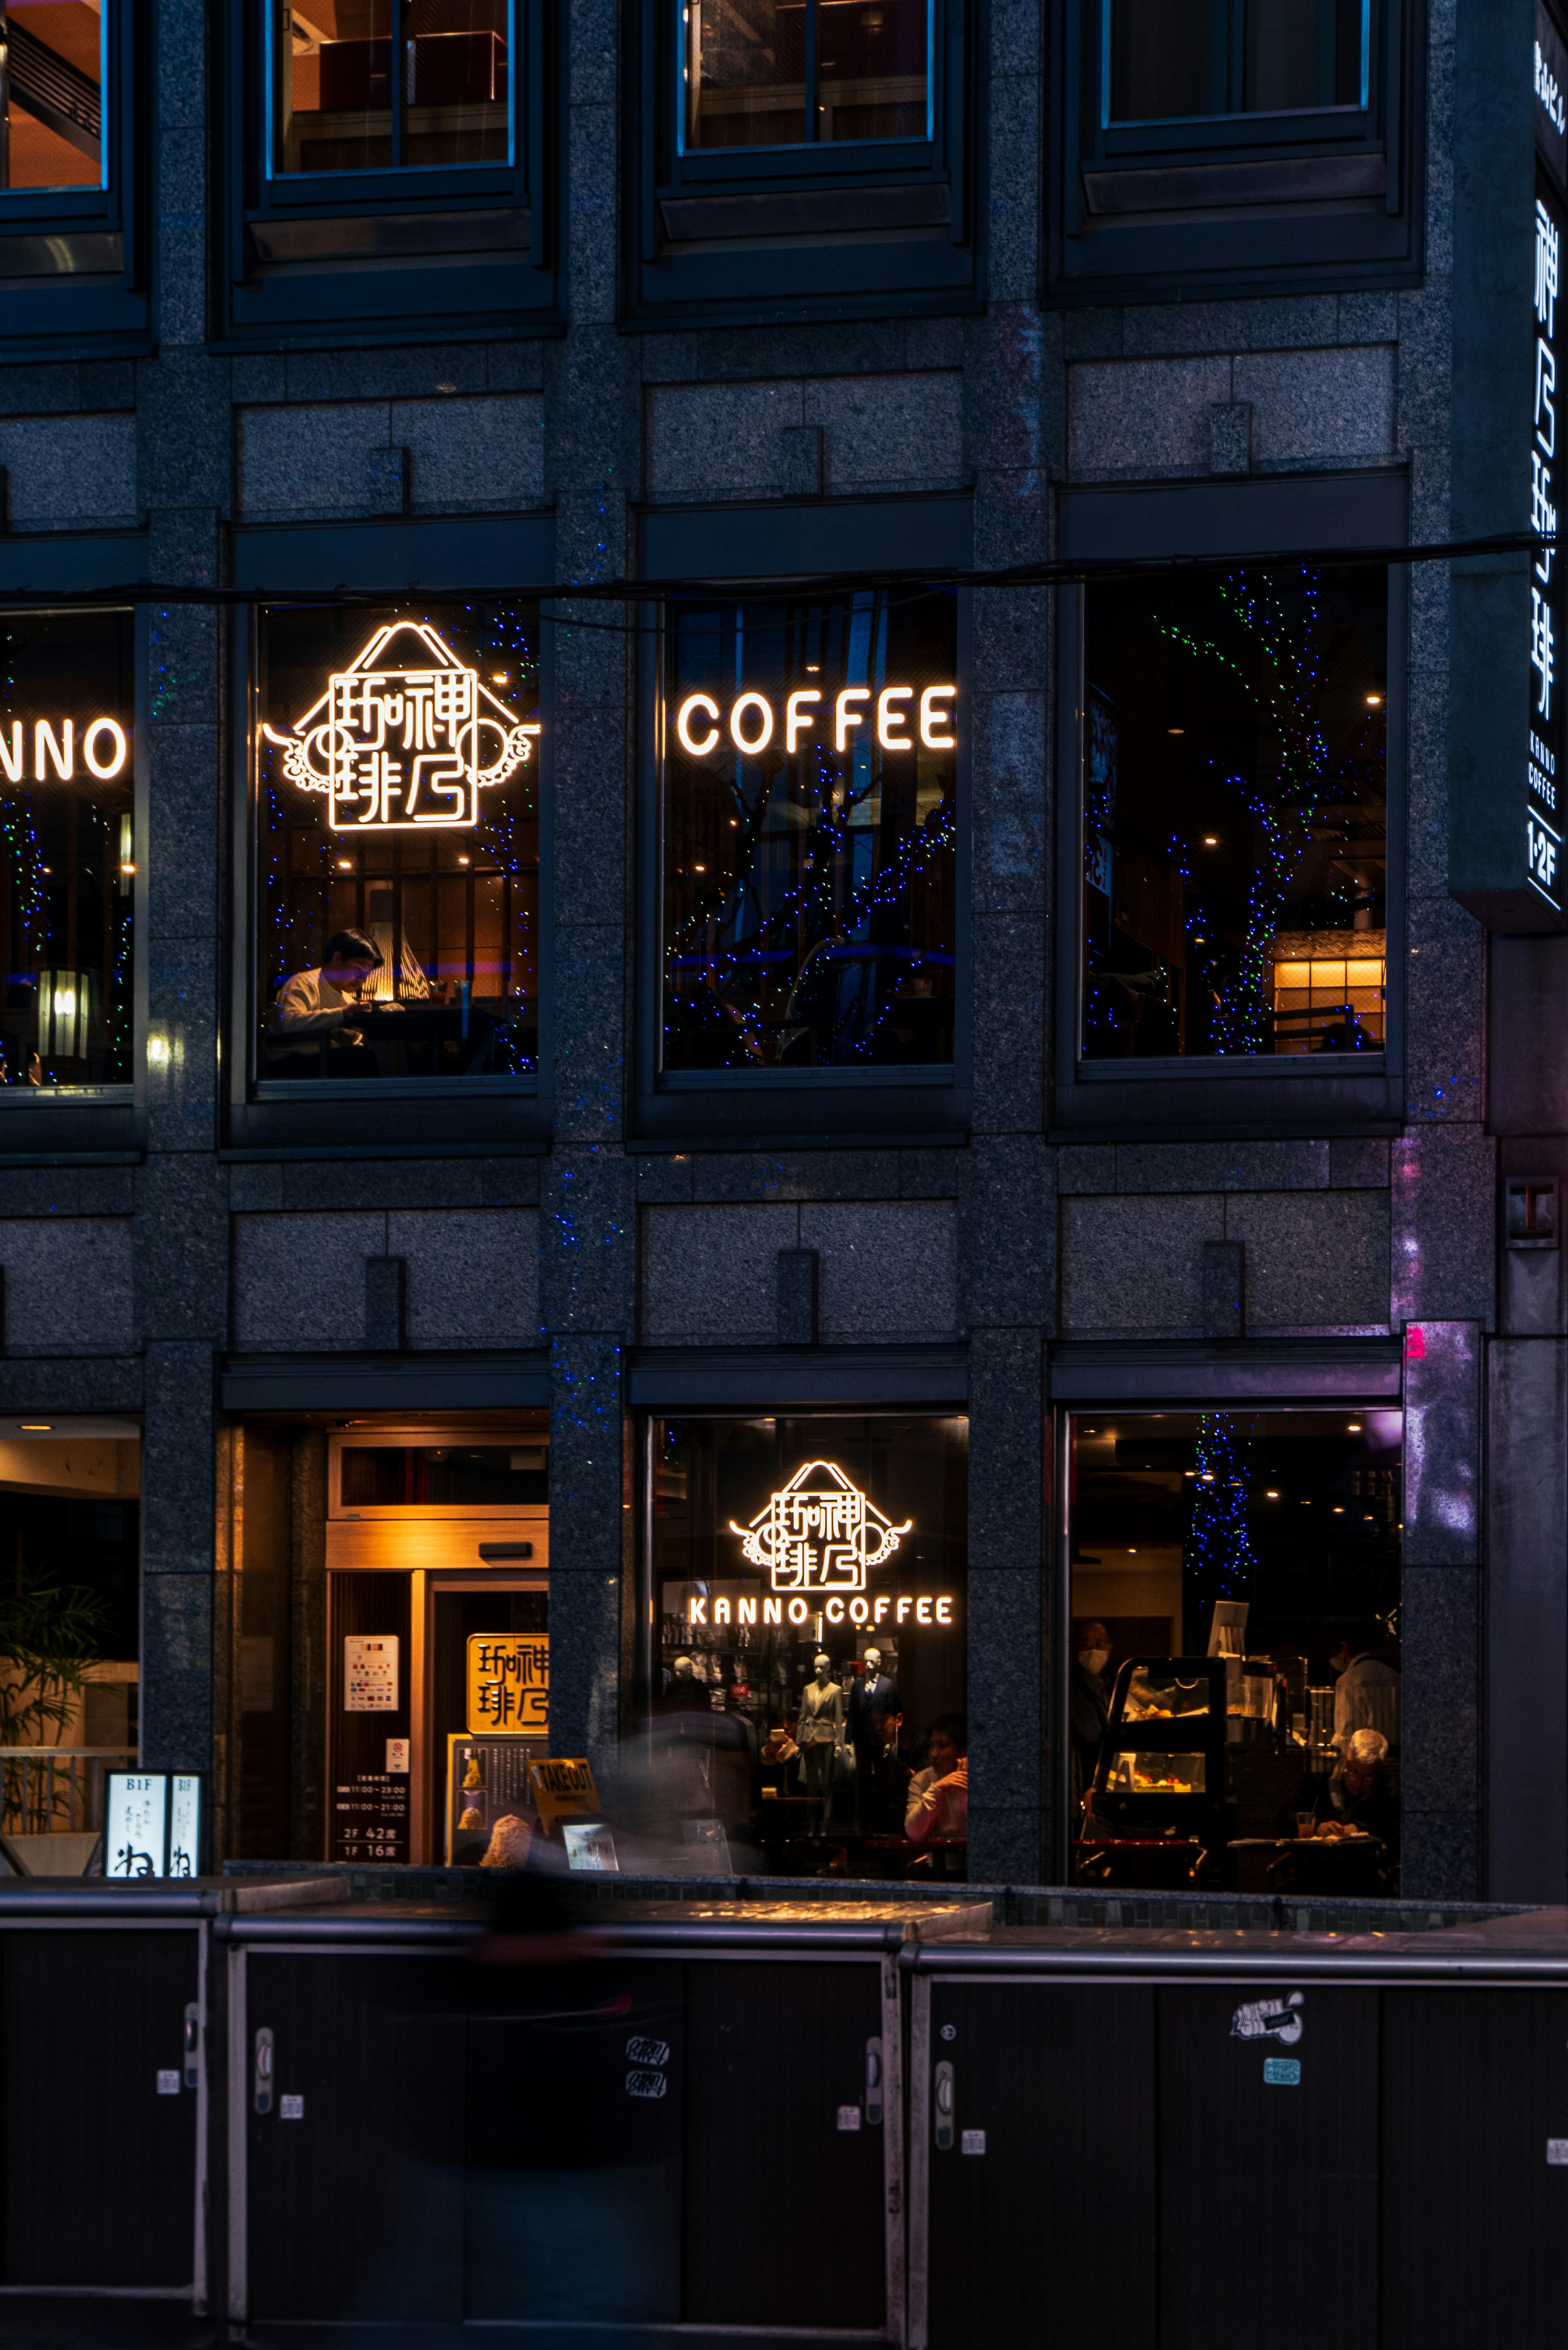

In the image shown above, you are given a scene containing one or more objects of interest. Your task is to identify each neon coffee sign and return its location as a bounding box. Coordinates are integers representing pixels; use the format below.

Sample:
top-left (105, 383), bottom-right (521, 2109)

top-left (681, 1461), bottom-right (956, 1629)
top-left (674, 684), bottom-right (958, 758)
top-left (0, 717), bottom-right (129, 782)
top-left (262, 620), bottom-right (539, 832)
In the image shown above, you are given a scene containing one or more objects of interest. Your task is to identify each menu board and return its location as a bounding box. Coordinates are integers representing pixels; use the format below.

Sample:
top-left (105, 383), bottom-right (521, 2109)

top-left (446, 1733), bottom-right (536, 1864)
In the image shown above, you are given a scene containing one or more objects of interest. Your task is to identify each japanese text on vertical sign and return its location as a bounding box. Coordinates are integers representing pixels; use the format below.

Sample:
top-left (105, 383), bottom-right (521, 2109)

top-left (1531, 184), bottom-right (1565, 911)
top-left (466, 1632), bottom-right (550, 1735)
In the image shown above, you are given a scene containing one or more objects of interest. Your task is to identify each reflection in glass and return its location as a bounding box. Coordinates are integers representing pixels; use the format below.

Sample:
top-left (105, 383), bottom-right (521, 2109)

top-left (818, 0), bottom-right (926, 140)
top-left (685, 0), bottom-right (925, 147)
top-left (1, 0), bottom-right (105, 189)
top-left (1080, 564), bottom-right (1387, 1062)
top-left (1107, 0), bottom-right (1363, 122)
top-left (686, 0), bottom-right (805, 147)
top-left (275, 0), bottom-right (508, 172)
top-left (662, 590), bottom-right (957, 1071)
top-left (404, 0), bottom-right (508, 165)
top-left (0, 611), bottom-right (133, 1089)
top-left (256, 602), bottom-right (539, 1083)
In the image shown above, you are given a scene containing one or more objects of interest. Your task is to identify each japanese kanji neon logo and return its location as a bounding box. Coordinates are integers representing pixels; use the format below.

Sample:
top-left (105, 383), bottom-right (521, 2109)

top-left (730, 1461), bottom-right (911, 1594)
top-left (261, 621), bottom-right (539, 831)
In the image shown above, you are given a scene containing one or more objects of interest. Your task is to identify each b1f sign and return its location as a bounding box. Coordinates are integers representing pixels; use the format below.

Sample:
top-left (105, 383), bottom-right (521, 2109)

top-left (104, 1772), bottom-right (203, 1879)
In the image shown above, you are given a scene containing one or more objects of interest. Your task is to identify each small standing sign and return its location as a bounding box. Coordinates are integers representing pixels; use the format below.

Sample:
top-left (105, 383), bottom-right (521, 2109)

top-left (104, 1773), bottom-right (204, 1878)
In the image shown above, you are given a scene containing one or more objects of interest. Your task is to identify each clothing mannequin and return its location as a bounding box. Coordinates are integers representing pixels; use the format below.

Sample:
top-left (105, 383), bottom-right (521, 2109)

top-left (847, 1646), bottom-right (899, 1831)
top-left (795, 1652), bottom-right (846, 1803)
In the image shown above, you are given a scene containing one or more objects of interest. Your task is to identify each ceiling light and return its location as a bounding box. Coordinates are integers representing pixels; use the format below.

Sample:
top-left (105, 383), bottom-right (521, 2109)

top-left (1266, 1490), bottom-right (1279, 1499)
top-left (1168, 726), bottom-right (1185, 735)
top-left (20, 1423), bottom-right (50, 1431)
top-left (1347, 1421), bottom-right (1361, 1432)
top-left (1203, 836), bottom-right (1218, 846)
top-left (1366, 693), bottom-right (1382, 706)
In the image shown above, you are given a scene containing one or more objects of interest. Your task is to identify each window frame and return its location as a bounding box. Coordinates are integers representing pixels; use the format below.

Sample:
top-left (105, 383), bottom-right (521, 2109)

top-left (1048, 0), bottom-right (1425, 301)
top-left (1048, 1379), bottom-right (1405, 1882)
top-left (626, 0), bottom-right (977, 325)
top-left (1052, 472), bottom-right (1408, 1141)
top-left (0, 0), bottom-right (147, 356)
top-left (634, 497), bottom-right (974, 1149)
top-left (0, 597), bottom-right (145, 1162)
top-left (225, 524), bottom-right (554, 1160)
top-left (221, 0), bottom-right (555, 343)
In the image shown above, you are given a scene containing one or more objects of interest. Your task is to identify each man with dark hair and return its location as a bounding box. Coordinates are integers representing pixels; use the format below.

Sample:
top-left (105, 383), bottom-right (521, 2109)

top-left (904, 1714), bottom-right (968, 1844)
top-left (276, 929), bottom-right (396, 1072)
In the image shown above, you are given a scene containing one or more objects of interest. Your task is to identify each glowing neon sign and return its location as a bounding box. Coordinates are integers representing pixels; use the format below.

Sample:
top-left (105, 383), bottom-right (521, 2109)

top-left (262, 620), bottom-right (539, 832)
top-left (0, 717), bottom-right (128, 782)
top-left (731, 1461), bottom-right (911, 1594)
top-left (675, 684), bottom-right (957, 758)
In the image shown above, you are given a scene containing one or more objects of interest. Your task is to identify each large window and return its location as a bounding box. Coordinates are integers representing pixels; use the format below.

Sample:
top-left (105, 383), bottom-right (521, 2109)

top-left (1068, 1408), bottom-right (1401, 1895)
top-left (683, 0), bottom-right (930, 149)
top-left (651, 1414), bottom-right (969, 1878)
top-left (1080, 562), bottom-right (1387, 1063)
top-left (660, 589), bottom-right (958, 1074)
top-left (272, 0), bottom-right (512, 174)
top-left (2, 0), bottom-right (106, 187)
top-left (0, 611), bottom-right (134, 1094)
top-left (1106, 0), bottom-right (1366, 125)
top-left (254, 602), bottom-right (540, 1087)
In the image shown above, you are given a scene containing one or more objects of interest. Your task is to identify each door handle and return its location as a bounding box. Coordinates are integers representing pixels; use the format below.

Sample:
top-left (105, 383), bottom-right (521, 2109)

top-left (183, 2003), bottom-right (200, 2090)
top-left (864, 2036), bottom-right (884, 2127)
top-left (933, 2058), bottom-right (954, 2151)
top-left (254, 2027), bottom-right (274, 2116)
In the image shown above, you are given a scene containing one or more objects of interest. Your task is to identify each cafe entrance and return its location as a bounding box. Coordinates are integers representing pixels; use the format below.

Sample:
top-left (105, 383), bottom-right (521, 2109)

top-left (223, 1413), bottom-right (548, 1868)
top-left (325, 1423), bottom-right (549, 1864)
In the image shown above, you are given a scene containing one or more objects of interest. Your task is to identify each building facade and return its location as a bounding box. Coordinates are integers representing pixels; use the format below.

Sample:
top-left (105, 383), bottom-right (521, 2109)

top-left (0, 0), bottom-right (1557, 1898)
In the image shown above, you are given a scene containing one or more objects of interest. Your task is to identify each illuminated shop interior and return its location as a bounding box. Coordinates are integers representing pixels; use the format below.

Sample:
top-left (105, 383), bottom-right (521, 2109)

top-left (1081, 562), bottom-right (1388, 1062)
top-left (1068, 1408), bottom-right (1401, 1894)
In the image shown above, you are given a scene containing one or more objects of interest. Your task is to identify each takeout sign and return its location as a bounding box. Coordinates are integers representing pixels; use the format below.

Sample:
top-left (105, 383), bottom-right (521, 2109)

top-left (527, 1756), bottom-right (599, 1827)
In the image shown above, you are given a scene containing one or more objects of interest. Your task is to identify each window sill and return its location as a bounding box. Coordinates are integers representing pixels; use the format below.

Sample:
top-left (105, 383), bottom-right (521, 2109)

top-left (657, 1065), bottom-right (954, 1090)
top-left (1082, 151), bottom-right (1386, 215)
top-left (659, 182), bottom-right (949, 244)
top-left (247, 207), bottom-right (529, 264)
top-left (1073, 1053), bottom-right (1388, 1083)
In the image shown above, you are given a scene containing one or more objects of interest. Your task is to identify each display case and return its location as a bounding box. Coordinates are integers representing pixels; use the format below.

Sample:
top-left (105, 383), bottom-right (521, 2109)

top-left (1086, 1657), bottom-right (1234, 1858)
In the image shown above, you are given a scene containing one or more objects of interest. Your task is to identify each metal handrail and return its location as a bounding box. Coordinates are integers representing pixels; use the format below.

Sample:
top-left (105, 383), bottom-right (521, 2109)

top-left (0, 1747), bottom-right (136, 1836)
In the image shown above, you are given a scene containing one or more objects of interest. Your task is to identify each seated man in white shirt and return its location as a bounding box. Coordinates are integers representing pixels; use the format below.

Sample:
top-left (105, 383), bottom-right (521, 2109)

top-left (1327, 1624), bottom-right (1401, 1751)
top-left (273, 929), bottom-right (396, 1074)
top-left (904, 1714), bottom-right (968, 1845)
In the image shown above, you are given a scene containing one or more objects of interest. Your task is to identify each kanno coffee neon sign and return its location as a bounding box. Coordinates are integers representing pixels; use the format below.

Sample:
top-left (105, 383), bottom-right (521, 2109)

top-left (681, 1461), bottom-right (957, 1628)
top-left (262, 620), bottom-right (540, 832)
top-left (0, 717), bottom-right (129, 782)
top-left (673, 684), bottom-right (958, 758)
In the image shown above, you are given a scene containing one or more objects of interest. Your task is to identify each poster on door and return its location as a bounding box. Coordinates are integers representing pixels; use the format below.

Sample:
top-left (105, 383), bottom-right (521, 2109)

top-left (345, 1635), bottom-right (399, 1711)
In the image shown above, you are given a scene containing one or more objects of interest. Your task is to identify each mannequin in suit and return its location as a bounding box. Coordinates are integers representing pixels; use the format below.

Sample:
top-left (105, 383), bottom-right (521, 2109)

top-left (847, 1647), bottom-right (898, 1830)
top-left (795, 1652), bottom-right (846, 1803)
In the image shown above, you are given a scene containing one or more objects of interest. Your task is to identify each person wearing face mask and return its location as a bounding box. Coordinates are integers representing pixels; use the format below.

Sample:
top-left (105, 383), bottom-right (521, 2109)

top-left (1325, 1623), bottom-right (1401, 1750)
top-left (1070, 1619), bottom-right (1114, 1818)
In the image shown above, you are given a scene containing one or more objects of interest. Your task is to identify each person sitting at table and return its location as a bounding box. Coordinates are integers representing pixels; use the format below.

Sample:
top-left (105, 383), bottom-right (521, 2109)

top-left (905, 1715), bottom-right (968, 1844)
top-left (1302, 1728), bottom-right (1399, 1844)
top-left (274, 929), bottom-right (397, 1074)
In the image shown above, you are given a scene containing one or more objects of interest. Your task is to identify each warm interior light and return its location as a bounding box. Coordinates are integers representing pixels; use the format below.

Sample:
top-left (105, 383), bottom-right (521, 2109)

top-left (120, 861), bottom-right (135, 874)
top-left (1203, 836), bottom-right (1218, 846)
top-left (1366, 693), bottom-right (1383, 706)
top-left (492, 672), bottom-right (510, 684)
top-left (1266, 1490), bottom-right (1280, 1498)
top-left (457, 854), bottom-right (470, 866)
top-left (336, 858), bottom-right (353, 870)
top-left (20, 1423), bottom-right (50, 1431)
top-left (1348, 1421), bottom-right (1361, 1432)
top-left (1167, 726), bottom-right (1185, 735)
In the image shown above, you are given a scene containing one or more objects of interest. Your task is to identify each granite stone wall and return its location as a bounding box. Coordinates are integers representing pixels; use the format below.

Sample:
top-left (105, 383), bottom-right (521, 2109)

top-left (0, 0), bottom-right (1493, 1895)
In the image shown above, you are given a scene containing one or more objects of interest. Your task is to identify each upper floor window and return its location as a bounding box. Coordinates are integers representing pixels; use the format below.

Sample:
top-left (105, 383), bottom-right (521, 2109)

top-left (254, 601), bottom-right (540, 1087)
top-left (2, 0), bottom-right (107, 189)
top-left (1106, 0), bottom-right (1366, 126)
top-left (660, 587), bottom-right (958, 1074)
top-left (1080, 562), bottom-right (1387, 1063)
top-left (682, 0), bottom-right (930, 150)
top-left (0, 611), bottom-right (135, 1094)
top-left (271, 0), bottom-right (512, 176)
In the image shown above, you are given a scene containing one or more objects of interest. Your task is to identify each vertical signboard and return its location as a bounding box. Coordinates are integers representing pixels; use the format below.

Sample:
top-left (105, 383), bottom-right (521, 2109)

top-left (104, 1773), bottom-right (205, 1878)
top-left (1531, 11), bottom-right (1568, 909)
